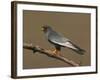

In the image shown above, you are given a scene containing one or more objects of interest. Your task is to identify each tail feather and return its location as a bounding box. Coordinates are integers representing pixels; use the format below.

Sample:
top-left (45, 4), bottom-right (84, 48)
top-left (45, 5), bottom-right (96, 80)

top-left (66, 41), bottom-right (86, 55)
top-left (71, 47), bottom-right (85, 55)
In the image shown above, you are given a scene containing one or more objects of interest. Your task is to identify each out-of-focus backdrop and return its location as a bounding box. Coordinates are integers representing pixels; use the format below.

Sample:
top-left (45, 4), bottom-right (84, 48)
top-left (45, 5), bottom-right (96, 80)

top-left (23, 10), bottom-right (90, 69)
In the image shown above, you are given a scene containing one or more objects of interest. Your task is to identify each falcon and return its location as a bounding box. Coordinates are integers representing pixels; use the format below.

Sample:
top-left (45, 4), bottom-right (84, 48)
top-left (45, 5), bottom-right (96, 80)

top-left (42, 25), bottom-right (85, 55)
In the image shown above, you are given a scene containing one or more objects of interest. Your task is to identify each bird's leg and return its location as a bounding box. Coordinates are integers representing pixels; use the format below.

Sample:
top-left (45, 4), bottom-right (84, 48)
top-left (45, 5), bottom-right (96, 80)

top-left (56, 50), bottom-right (62, 56)
top-left (52, 49), bottom-right (61, 56)
top-left (52, 49), bottom-right (57, 55)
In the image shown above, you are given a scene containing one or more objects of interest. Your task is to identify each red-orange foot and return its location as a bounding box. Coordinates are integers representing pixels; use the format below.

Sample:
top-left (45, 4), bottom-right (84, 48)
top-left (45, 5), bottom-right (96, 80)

top-left (52, 49), bottom-right (61, 56)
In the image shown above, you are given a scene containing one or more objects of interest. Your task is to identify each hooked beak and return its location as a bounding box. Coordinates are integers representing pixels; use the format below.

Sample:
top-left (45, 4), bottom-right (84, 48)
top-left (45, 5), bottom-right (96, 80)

top-left (41, 27), bottom-right (44, 31)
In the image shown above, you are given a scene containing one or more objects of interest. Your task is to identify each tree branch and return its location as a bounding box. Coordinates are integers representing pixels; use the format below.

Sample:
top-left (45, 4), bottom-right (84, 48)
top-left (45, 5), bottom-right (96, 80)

top-left (23, 43), bottom-right (79, 66)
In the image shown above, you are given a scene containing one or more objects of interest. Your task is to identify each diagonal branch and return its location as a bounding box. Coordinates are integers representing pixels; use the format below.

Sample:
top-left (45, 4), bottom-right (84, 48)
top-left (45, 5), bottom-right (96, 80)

top-left (23, 43), bottom-right (79, 66)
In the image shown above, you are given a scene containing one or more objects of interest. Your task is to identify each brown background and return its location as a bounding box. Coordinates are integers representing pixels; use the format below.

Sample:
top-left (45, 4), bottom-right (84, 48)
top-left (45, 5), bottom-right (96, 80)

top-left (23, 10), bottom-right (90, 69)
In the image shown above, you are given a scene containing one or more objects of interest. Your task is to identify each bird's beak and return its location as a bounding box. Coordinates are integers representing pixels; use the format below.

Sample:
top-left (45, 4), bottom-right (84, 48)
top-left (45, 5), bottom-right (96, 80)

top-left (41, 27), bottom-right (44, 31)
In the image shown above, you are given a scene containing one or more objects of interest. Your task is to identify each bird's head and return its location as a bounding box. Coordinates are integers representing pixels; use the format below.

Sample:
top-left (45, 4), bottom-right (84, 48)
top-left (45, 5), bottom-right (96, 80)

top-left (41, 25), bottom-right (52, 33)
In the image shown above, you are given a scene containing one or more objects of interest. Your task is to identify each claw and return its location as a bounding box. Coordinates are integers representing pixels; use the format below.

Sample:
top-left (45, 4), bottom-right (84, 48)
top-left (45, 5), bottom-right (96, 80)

top-left (52, 49), bottom-right (61, 56)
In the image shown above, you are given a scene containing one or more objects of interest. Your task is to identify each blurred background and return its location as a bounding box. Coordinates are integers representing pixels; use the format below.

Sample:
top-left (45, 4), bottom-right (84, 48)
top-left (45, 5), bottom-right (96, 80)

top-left (23, 10), bottom-right (90, 69)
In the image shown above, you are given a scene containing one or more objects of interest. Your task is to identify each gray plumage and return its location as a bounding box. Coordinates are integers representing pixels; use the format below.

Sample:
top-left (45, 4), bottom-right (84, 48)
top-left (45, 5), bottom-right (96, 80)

top-left (42, 25), bottom-right (85, 55)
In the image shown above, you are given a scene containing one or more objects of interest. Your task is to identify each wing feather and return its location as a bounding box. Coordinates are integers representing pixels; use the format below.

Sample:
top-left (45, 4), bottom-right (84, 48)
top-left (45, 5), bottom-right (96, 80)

top-left (46, 28), bottom-right (85, 55)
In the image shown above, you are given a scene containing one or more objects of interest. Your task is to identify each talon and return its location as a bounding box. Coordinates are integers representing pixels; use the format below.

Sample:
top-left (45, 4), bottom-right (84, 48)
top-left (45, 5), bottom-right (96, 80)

top-left (52, 49), bottom-right (61, 56)
top-left (52, 49), bottom-right (57, 55)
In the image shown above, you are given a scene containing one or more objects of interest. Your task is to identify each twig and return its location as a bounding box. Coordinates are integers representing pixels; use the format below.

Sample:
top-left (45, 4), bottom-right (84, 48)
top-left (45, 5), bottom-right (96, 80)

top-left (23, 43), bottom-right (79, 66)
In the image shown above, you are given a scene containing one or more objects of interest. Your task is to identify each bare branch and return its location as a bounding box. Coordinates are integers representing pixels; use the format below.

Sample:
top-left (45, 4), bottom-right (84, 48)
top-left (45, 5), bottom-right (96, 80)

top-left (23, 43), bottom-right (79, 66)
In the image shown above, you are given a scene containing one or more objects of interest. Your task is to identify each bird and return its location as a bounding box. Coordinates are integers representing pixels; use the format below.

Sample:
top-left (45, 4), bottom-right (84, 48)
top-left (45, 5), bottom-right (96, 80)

top-left (41, 25), bottom-right (85, 56)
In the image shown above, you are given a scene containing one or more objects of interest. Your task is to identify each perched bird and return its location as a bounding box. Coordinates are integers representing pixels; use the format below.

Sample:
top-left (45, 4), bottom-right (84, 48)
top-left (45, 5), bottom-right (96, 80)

top-left (42, 25), bottom-right (85, 55)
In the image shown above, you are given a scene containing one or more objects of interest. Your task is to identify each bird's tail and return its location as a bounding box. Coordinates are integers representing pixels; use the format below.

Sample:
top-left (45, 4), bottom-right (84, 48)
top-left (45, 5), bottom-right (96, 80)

top-left (71, 47), bottom-right (85, 55)
top-left (71, 43), bottom-right (85, 55)
top-left (66, 41), bottom-right (86, 55)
